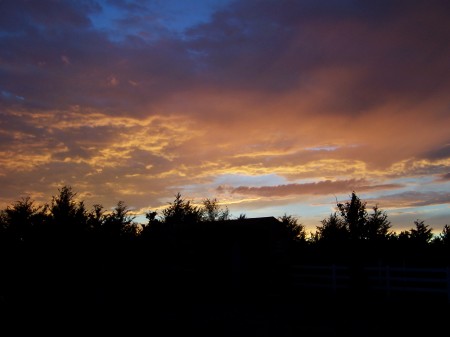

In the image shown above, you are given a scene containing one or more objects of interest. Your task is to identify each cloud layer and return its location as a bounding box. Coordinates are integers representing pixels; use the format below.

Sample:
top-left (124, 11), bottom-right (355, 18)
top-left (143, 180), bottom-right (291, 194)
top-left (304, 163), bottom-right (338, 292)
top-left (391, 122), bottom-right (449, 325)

top-left (1, 0), bottom-right (450, 230)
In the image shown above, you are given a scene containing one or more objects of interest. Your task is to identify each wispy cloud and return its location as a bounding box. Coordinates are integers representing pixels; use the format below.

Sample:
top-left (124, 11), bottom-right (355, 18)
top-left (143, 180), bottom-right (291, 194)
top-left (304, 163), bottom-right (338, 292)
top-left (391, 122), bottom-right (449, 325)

top-left (368, 191), bottom-right (450, 209)
top-left (228, 179), bottom-right (403, 197)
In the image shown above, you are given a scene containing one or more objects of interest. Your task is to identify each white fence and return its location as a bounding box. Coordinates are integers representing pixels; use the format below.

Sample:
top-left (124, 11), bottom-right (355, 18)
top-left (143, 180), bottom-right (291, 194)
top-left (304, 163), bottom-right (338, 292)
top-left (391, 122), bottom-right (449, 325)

top-left (290, 264), bottom-right (450, 301)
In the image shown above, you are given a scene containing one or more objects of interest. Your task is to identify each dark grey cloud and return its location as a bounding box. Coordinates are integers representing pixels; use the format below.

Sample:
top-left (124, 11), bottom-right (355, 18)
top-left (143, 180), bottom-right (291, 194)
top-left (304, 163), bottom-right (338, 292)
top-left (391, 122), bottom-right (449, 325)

top-left (186, 0), bottom-right (450, 107)
top-left (0, 1), bottom-right (196, 114)
top-left (1, 0), bottom-right (449, 118)
top-left (423, 144), bottom-right (450, 161)
top-left (438, 173), bottom-right (450, 181)
top-left (371, 191), bottom-right (450, 208)
top-left (0, 0), bottom-right (99, 33)
top-left (230, 179), bottom-right (402, 197)
top-left (106, 0), bottom-right (148, 12)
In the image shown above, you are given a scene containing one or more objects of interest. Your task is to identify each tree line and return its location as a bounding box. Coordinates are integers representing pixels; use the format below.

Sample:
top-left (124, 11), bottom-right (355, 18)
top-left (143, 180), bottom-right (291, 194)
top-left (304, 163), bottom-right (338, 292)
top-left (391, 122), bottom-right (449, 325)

top-left (1, 186), bottom-right (448, 248)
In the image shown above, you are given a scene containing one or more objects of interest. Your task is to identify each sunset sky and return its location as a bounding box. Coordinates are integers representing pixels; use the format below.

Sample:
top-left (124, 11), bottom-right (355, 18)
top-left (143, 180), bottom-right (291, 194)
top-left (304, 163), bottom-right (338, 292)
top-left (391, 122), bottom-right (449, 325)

top-left (1, 0), bottom-right (450, 233)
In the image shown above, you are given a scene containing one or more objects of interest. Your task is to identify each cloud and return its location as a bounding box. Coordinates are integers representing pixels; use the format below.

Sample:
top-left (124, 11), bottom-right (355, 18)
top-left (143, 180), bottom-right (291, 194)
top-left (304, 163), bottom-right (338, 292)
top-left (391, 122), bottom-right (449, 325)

top-left (229, 179), bottom-right (403, 197)
top-left (438, 173), bottom-right (450, 181)
top-left (0, 0), bottom-right (449, 224)
top-left (422, 144), bottom-right (450, 161)
top-left (0, 0), bottom-right (99, 32)
top-left (2, 0), bottom-right (448, 120)
top-left (369, 191), bottom-right (450, 209)
top-left (186, 0), bottom-right (450, 104)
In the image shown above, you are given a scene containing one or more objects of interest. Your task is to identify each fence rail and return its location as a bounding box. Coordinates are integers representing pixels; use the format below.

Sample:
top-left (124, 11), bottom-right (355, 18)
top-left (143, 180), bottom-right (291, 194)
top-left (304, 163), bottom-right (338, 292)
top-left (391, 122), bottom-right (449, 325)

top-left (290, 264), bottom-right (450, 301)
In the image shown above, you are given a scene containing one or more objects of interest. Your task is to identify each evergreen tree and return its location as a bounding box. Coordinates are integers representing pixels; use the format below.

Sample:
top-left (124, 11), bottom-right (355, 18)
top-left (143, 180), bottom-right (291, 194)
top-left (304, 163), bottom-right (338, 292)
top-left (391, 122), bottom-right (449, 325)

top-left (49, 186), bottom-right (88, 237)
top-left (440, 224), bottom-right (450, 246)
top-left (87, 204), bottom-right (106, 233)
top-left (102, 201), bottom-right (137, 238)
top-left (316, 213), bottom-right (348, 243)
top-left (3, 197), bottom-right (45, 242)
top-left (366, 205), bottom-right (392, 240)
top-left (201, 198), bottom-right (230, 222)
top-left (409, 219), bottom-right (433, 244)
top-left (278, 214), bottom-right (306, 242)
top-left (337, 192), bottom-right (368, 240)
top-left (162, 193), bottom-right (203, 225)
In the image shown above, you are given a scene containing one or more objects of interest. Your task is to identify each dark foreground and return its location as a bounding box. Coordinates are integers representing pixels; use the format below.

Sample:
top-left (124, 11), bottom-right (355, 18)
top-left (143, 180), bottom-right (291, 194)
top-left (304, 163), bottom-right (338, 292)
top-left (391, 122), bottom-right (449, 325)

top-left (2, 284), bottom-right (448, 337)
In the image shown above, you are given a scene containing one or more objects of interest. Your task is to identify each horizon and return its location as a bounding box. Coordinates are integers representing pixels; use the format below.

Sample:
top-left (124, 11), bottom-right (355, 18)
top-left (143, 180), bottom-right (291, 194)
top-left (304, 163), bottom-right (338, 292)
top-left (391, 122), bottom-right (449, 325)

top-left (1, 186), bottom-right (446, 236)
top-left (1, 1), bottom-right (450, 234)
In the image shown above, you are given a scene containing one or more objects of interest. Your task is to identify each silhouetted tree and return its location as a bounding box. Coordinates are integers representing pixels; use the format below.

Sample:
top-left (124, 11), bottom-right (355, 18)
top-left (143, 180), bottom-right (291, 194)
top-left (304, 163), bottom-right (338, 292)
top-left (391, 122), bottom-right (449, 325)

top-left (397, 229), bottom-right (411, 241)
top-left (102, 201), bottom-right (137, 238)
top-left (201, 198), bottom-right (230, 222)
top-left (0, 209), bottom-right (6, 234)
top-left (438, 224), bottom-right (450, 246)
top-left (49, 186), bottom-right (89, 237)
top-left (140, 210), bottom-right (161, 241)
top-left (162, 193), bottom-right (202, 225)
top-left (278, 214), bottom-right (306, 242)
top-left (145, 210), bottom-right (158, 225)
top-left (409, 219), bottom-right (433, 245)
top-left (443, 224), bottom-right (450, 241)
top-left (431, 225), bottom-right (450, 264)
top-left (3, 197), bottom-right (46, 242)
top-left (366, 205), bottom-right (392, 240)
top-left (87, 204), bottom-right (106, 233)
top-left (337, 192), bottom-right (368, 240)
top-left (315, 212), bottom-right (348, 243)
top-left (142, 210), bottom-right (159, 228)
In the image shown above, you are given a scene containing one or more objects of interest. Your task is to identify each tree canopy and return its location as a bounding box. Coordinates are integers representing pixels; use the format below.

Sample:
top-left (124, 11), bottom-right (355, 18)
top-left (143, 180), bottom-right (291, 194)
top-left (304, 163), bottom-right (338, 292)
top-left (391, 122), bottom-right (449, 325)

top-left (0, 186), bottom-right (445, 254)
